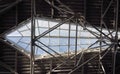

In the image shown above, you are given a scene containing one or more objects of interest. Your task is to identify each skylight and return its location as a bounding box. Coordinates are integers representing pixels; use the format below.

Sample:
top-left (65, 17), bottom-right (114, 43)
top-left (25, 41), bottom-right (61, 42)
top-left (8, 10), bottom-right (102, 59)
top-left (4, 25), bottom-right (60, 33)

top-left (5, 17), bottom-right (111, 59)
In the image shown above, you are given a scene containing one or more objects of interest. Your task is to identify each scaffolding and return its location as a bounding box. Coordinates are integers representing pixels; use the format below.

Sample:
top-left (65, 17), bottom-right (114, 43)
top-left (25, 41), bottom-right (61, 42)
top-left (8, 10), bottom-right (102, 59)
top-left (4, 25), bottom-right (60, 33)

top-left (30, 0), bottom-right (119, 74)
top-left (0, 0), bottom-right (119, 74)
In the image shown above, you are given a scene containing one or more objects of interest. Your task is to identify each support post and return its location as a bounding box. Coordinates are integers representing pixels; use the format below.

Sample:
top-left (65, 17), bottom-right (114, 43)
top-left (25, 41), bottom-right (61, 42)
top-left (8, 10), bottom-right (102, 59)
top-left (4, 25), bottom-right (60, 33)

top-left (30, 0), bottom-right (36, 74)
top-left (75, 18), bottom-right (78, 65)
top-left (68, 22), bottom-right (71, 58)
top-left (113, 0), bottom-right (119, 74)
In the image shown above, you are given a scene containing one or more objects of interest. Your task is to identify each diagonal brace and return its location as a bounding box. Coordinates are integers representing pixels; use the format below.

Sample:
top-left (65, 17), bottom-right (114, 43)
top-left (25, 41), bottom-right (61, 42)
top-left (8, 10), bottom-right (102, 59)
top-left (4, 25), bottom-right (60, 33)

top-left (35, 16), bottom-right (74, 40)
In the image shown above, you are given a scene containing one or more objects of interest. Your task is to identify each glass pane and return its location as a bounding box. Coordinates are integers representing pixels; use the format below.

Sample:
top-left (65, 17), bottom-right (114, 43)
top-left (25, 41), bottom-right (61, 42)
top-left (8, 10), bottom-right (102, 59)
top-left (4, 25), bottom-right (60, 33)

top-left (71, 25), bottom-right (76, 30)
top-left (59, 46), bottom-right (68, 53)
top-left (70, 46), bottom-right (75, 51)
top-left (80, 39), bottom-right (92, 44)
top-left (38, 20), bottom-right (48, 27)
top-left (80, 45), bottom-right (89, 49)
top-left (49, 21), bottom-right (58, 28)
top-left (39, 28), bottom-right (48, 34)
top-left (50, 30), bottom-right (59, 36)
top-left (49, 46), bottom-right (59, 53)
top-left (50, 38), bottom-right (59, 45)
top-left (26, 22), bottom-right (31, 29)
top-left (70, 38), bottom-right (75, 45)
top-left (6, 36), bottom-right (22, 43)
top-left (39, 38), bottom-right (49, 46)
top-left (17, 42), bottom-right (28, 49)
top-left (21, 30), bottom-right (31, 36)
top-left (60, 30), bottom-right (68, 36)
top-left (18, 25), bottom-right (29, 32)
top-left (26, 45), bottom-right (31, 52)
top-left (35, 27), bottom-right (40, 36)
top-left (5, 18), bottom-right (112, 59)
top-left (60, 24), bottom-right (69, 29)
top-left (60, 38), bottom-right (68, 45)
top-left (70, 31), bottom-right (76, 37)
top-left (20, 37), bottom-right (31, 44)
top-left (35, 46), bottom-right (46, 56)
top-left (7, 31), bottom-right (22, 36)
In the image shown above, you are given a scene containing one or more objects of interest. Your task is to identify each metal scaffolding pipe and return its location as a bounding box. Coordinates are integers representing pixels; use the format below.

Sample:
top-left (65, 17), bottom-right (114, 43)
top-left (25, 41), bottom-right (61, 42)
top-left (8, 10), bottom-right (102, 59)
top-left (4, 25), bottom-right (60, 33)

top-left (30, 0), bottom-right (36, 73)
top-left (0, 0), bottom-right (22, 14)
top-left (35, 16), bottom-right (74, 40)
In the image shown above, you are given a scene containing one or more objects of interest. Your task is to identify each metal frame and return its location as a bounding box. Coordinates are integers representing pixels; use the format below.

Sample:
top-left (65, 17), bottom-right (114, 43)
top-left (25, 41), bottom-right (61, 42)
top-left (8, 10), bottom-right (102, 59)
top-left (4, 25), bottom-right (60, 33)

top-left (44, 0), bottom-right (119, 74)
top-left (0, 61), bottom-right (18, 74)
top-left (0, 0), bottom-right (22, 14)
top-left (1, 0), bottom-right (119, 74)
top-left (29, 0), bottom-right (120, 73)
top-left (30, 0), bottom-right (35, 74)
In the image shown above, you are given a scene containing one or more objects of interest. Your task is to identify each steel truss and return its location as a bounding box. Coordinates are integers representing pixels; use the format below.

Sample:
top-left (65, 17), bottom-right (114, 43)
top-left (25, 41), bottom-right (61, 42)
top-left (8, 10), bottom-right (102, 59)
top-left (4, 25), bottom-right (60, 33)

top-left (0, 0), bottom-right (22, 15)
top-left (30, 0), bottom-right (119, 74)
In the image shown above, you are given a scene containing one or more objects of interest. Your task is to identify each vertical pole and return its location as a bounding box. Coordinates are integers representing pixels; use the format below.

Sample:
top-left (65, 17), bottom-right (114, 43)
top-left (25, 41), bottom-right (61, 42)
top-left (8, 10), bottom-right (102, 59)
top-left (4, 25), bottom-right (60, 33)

top-left (99, 0), bottom-right (103, 73)
top-left (51, 0), bottom-right (54, 18)
top-left (75, 18), bottom-right (78, 65)
top-left (68, 22), bottom-right (71, 58)
top-left (113, 0), bottom-right (119, 74)
top-left (31, 0), bottom-right (36, 74)
top-left (50, 59), bottom-right (52, 74)
top-left (15, 51), bottom-right (17, 74)
top-left (81, 54), bottom-right (84, 74)
top-left (15, 5), bottom-right (18, 74)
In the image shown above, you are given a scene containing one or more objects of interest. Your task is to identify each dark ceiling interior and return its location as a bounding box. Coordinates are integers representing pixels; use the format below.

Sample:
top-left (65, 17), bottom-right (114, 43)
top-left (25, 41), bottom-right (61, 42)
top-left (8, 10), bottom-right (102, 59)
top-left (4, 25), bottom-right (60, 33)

top-left (0, 0), bottom-right (119, 34)
top-left (0, 0), bottom-right (120, 74)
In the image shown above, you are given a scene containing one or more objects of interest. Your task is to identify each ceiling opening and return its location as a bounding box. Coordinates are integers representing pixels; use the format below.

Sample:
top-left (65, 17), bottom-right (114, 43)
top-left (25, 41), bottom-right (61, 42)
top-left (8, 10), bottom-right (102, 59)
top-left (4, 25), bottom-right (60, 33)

top-left (4, 17), bottom-right (112, 59)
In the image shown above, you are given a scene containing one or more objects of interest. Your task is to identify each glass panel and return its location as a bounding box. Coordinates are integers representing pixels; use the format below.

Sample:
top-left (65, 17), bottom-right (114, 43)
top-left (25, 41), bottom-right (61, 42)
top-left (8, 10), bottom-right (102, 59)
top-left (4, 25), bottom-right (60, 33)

top-left (60, 38), bottom-right (68, 45)
top-left (50, 38), bottom-right (59, 45)
top-left (38, 28), bottom-right (48, 34)
top-left (37, 20), bottom-right (48, 27)
top-left (78, 26), bottom-right (83, 31)
top-left (80, 39), bottom-right (90, 44)
top-left (39, 38), bottom-right (49, 46)
top-left (70, 46), bottom-right (75, 51)
top-left (70, 31), bottom-right (76, 37)
top-left (60, 24), bottom-right (69, 29)
top-left (80, 45), bottom-right (89, 49)
top-left (6, 18), bottom-right (113, 59)
top-left (80, 31), bottom-right (92, 37)
top-left (35, 27), bottom-right (40, 36)
top-left (17, 42), bottom-right (28, 49)
top-left (7, 31), bottom-right (22, 36)
top-left (35, 46), bottom-right (46, 56)
top-left (20, 37), bottom-right (31, 44)
top-left (59, 46), bottom-right (68, 53)
top-left (70, 38), bottom-right (75, 45)
top-left (6, 36), bottom-right (22, 43)
top-left (71, 25), bottom-right (76, 30)
top-left (60, 30), bottom-right (68, 36)
top-left (50, 30), bottom-right (59, 36)
top-left (49, 46), bottom-right (59, 53)
top-left (26, 45), bottom-right (31, 52)
top-left (18, 25), bottom-right (29, 32)
top-left (21, 30), bottom-right (31, 36)
top-left (49, 21), bottom-right (58, 28)
top-left (26, 22), bottom-right (31, 29)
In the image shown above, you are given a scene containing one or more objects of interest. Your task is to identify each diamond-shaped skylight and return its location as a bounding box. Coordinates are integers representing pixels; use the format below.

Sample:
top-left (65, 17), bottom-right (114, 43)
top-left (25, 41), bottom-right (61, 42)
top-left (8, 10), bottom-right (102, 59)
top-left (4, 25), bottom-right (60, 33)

top-left (4, 17), bottom-right (111, 59)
